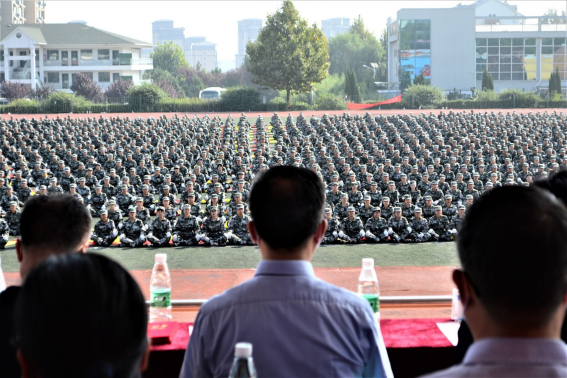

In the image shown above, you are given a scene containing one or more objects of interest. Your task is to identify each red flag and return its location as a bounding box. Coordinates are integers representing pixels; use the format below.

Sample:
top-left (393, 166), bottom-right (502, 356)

top-left (347, 95), bottom-right (402, 110)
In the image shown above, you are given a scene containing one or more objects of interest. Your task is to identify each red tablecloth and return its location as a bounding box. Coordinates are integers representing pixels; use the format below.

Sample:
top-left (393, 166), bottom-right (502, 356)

top-left (149, 318), bottom-right (454, 352)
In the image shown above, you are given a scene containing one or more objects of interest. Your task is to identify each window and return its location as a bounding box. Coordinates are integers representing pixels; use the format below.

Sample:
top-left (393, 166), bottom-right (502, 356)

top-left (47, 72), bottom-right (59, 83)
top-left (0, 51), bottom-right (4, 62)
top-left (62, 73), bottom-right (69, 89)
top-left (476, 38), bottom-right (538, 81)
top-left (61, 51), bottom-right (68, 66)
top-left (120, 75), bottom-right (133, 81)
top-left (46, 50), bottom-right (58, 61)
top-left (112, 73), bottom-right (120, 81)
top-left (80, 49), bottom-right (92, 60)
top-left (98, 72), bottom-right (110, 82)
top-left (98, 49), bottom-right (110, 60)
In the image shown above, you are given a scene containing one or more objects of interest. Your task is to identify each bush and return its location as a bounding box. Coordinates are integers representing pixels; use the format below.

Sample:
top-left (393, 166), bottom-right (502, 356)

top-left (70, 72), bottom-right (104, 101)
top-left (220, 86), bottom-right (261, 111)
top-left (42, 92), bottom-right (93, 113)
top-left (403, 84), bottom-right (444, 109)
top-left (475, 90), bottom-right (498, 101)
top-left (127, 83), bottom-right (167, 111)
top-left (105, 79), bottom-right (133, 100)
top-left (315, 93), bottom-right (346, 110)
top-left (498, 89), bottom-right (540, 107)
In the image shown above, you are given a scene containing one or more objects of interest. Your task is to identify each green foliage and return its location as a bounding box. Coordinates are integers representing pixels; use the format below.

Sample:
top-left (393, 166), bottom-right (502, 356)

top-left (413, 72), bottom-right (426, 86)
top-left (127, 83), bottom-right (167, 110)
top-left (498, 89), bottom-right (540, 103)
top-left (220, 86), bottom-right (261, 110)
top-left (9, 98), bottom-right (37, 107)
top-left (345, 69), bottom-right (362, 102)
top-left (481, 69), bottom-right (494, 91)
top-left (315, 93), bottom-right (346, 110)
top-left (349, 15), bottom-right (373, 42)
top-left (150, 41), bottom-right (189, 74)
top-left (246, 0), bottom-right (330, 104)
top-left (476, 89), bottom-right (498, 101)
top-left (403, 85), bottom-right (444, 108)
top-left (549, 68), bottom-right (562, 97)
top-left (267, 97), bottom-right (310, 110)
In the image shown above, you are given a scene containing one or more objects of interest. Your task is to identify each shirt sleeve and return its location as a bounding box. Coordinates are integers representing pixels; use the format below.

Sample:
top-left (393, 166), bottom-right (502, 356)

top-left (361, 307), bottom-right (394, 378)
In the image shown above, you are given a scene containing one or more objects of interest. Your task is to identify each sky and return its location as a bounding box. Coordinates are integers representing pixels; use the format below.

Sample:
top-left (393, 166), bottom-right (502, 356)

top-left (48, 0), bottom-right (567, 70)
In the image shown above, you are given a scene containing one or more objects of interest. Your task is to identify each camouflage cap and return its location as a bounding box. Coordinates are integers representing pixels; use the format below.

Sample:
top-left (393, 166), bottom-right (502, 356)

top-left (39, 185), bottom-right (47, 190)
top-left (210, 206), bottom-right (218, 211)
top-left (325, 207), bottom-right (332, 214)
top-left (236, 204), bottom-right (245, 209)
top-left (69, 183), bottom-right (77, 188)
top-left (9, 201), bottom-right (17, 206)
top-left (340, 193), bottom-right (348, 198)
top-left (127, 206), bottom-right (136, 213)
top-left (156, 206), bottom-right (165, 211)
top-left (108, 199), bottom-right (116, 205)
top-left (414, 207), bottom-right (422, 213)
top-left (347, 206), bottom-right (356, 212)
top-left (372, 207), bottom-right (381, 212)
top-left (181, 204), bottom-right (191, 210)
top-left (434, 205), bottom-right (442, 211)
top-left (99, 209), bottom-right (108, 215)
top-left (424, 195), bottom-right (432, 200)
top-left (445, 194), bottom-right (452, 199)
top-left (458, 205), bottom-right (466, 210)
top-left (135, 197), bottom-right (143, 202)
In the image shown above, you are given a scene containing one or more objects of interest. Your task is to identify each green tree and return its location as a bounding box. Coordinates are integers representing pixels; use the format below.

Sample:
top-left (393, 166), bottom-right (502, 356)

top-left (344, 70), bottom-right (351, 99)
top-left (413, 72), bottom-right (426, 85)
top-left (345, 69), bottom-right (362, 102)
top-left (542, 8), bottom-right (567, 24)
top-left (481, 69), bottom-right (494, 91)
top-left (150, 41), bottom-right (189, 74)
top-left (246, 0), bottom-right (330, 105)
top-left (549, 67), bottom-right (562, 97)
top-left (349, 15), bottom-right (373, 42)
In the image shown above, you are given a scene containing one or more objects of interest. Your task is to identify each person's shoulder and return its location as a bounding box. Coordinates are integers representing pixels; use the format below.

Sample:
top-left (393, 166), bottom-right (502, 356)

top-left (0, 286), bottom-right (21, 312)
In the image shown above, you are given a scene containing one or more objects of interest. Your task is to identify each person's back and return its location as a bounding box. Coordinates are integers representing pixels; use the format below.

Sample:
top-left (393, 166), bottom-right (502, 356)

top-left (423, 186), bottom-right (567, 378)
top-left (181, 166), bottom-right (392, 378)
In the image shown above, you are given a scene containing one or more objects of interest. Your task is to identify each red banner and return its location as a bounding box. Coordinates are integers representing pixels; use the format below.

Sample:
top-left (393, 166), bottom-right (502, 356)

top-left (347, 95), bottom-right (402, 110)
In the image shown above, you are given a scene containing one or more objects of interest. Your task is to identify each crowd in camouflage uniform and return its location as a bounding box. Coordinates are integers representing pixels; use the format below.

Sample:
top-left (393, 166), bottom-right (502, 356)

top-left (0, 108), bottom-right (564, 248)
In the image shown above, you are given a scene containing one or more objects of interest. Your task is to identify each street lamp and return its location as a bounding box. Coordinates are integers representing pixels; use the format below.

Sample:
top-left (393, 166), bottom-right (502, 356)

top-left (363, 63), bottom-right (379, 79)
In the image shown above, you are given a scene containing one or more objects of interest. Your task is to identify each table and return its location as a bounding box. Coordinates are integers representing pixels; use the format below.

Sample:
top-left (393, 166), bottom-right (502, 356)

top-left (144, 318), bottom-right (458, 378)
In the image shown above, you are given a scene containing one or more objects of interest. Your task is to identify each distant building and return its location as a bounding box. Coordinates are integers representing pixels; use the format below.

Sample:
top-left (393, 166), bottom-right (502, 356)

top-left (321, 18), bottom-right (350, 39)
top-left (0, 23), bottom-right (152, 91)
top-left (387, 0), bottom-right (567, 93)
top-left (236, 18), bottom-right (263, 67)
top-left (152, 20), bottom-right (185, 50)
top-left (184, 36), bottom-right (217, 71)
top-left (24, 0), bottom-right (46, 24)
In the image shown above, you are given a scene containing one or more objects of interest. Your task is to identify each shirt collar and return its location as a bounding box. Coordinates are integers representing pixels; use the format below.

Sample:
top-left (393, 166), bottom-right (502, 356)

top-left (255, 260), bottom-right (315, 278)
top-left (464, 338), bottom-right (567, 367)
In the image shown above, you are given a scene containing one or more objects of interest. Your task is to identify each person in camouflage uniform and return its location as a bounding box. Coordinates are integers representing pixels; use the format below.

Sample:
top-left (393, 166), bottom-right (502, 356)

top-left (450, 204), bottom-right (467, 232)
top-left (107, 200), bottom-right (123, 229)
top-left (147, 207), bottom-right (172, 247)
top-left (425, 181), bottom-right (444, 205)
top-left (335, 193), bottom-right (351, 220)
top-left (338, 206), bottom-right (365, 243)
top-left (428, 206), bottom-right (455, 241)
top-left (326, 182), bottom-right (343, 207)
top-left (367, 182), bottom-right (382, 207)
top-left (16, 181), bottom-right (32, 204)
top-left (365, 207), bottom-right (389, 243)
top-left (400, 195), bottom-right (416, 220)
top-left (47, 177), bottom-right (64, 195)
top-left (441, 194), bottom-right (457, 220)
top-left (134, 197), bottom-right (152, 230)
top-left (322, 207), bottom-right (341, 245)
top-left (226, 204), bottom-right (252, 245)
top-left (0, 215), bottom-right (9, 249)
top-left (5, 201), bottom-right (20, 235)
top-left (408, 208), bottom-right (433, 243)
top-left (421, 196), bottom-right (436, 219)
top-left (160, 197), bottom-right (178, 224)
top-left (358, 195), bottom-right (375, 224)
top-left (88, 185), bottom-right (108, 218)
top-left (380, 197), bottom-right (394, 220)
top-left (0, 187), bottom-right (21, 213)
top-left (387, 207), bottom-right (412, 243)
top-left (91, 209), bottom-right (118, 247)
top-left (186, 193), bottom-right (203, 222)
top-left (172, 204), bottom-right (202, 246)
top-left (201, 207), bottom-right (227, 246)
top-left (116, 185), bottom-right (134, 214)
top-left (227, 192), bottom-right (249, 217)
top-left (119, 206), bottom-right (146, 248)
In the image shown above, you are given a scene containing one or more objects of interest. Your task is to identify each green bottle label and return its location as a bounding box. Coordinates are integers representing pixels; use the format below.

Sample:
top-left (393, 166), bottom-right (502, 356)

top-left (150, 290), bottom-right (171, 308)
top-left (362, 294), bottom-right (380, 313)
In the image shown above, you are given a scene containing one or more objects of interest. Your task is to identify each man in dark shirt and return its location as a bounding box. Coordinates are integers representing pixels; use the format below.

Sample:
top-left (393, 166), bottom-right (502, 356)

top-left (0, 194), bottom-right (91, 378)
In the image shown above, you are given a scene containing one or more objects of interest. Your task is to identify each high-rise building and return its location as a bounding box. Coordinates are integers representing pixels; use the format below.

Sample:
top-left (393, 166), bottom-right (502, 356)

top-left (184, 36), bottom-right (217, 71)
top-left (321, 18), bottom-right (350, 39)
top-left (24, 0), bottom-right (46, 24)
top-left (152, 20), bottom-right (185, 49)
top-left (236, 18), bottom-right (263, 67)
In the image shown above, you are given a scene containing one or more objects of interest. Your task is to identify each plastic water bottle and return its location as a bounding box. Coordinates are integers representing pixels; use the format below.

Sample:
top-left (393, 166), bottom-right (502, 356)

top-left (149, 253), bottom-right (172, 322)
top-left (228, 342), bottom-right (257, 378)
top-left (0, 257), bottom-right (6, 292)
top-left (358, 258), bottom-right (380, 323)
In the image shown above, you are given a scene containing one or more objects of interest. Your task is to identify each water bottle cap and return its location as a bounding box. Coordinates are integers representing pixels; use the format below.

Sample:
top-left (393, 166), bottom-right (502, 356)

top-left (155, 253), bottom-right (167, 263)
top-left (362, 258), bottom-right (374, 268)
top-left (234, 342), bottom-right (252, 358)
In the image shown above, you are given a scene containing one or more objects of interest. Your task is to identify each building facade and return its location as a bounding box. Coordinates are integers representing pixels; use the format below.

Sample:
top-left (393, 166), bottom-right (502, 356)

top-left (0, 0), bottom-right (45, 25)
top-left (152, 20), bottom-right (185, 50)
top-left (236, 18), bottom-right (263, 68)
top-left (321, 18), bottom-right (350, 39)
top-left (387, 0), bottom-right (567, 94)
top-left (0, 23), bottom-right (152, 91)
top-left (187, 40), bottom-right (217, 71)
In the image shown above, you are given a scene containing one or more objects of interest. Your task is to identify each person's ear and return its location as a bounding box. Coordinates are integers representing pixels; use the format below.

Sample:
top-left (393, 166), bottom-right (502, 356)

top-left (315, 219), bottom-right (327, 245)
top-left (453, 269), bottom-right (474, 308)
top-left (16, 238), bottom-right (23, 263)
top-left (247, 221), bottom-right (258, 244)
top-left (17, 350), bottom-right (39, 378)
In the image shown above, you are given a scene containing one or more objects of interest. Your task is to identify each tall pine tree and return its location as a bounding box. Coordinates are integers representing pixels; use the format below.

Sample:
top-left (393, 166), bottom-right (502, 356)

top-left (481, 69), bottom-right (494, 91)
top-left (344, 71), bottom-right (352, 100)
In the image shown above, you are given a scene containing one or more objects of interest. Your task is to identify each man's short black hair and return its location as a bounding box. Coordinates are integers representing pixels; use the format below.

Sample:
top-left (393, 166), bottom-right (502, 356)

top-left (458, 186), bottom-right (567, 327)
top-left (15, 253), bottom-right (148, 377)
top-left (249, 166), bottom-right (324, 251)
top-left (19, 194), bottom-right (91, 252)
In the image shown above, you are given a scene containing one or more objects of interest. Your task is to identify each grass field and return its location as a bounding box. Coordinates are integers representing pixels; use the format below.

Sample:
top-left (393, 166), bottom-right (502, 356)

top-left (0, 240), bottom-right (459, 273)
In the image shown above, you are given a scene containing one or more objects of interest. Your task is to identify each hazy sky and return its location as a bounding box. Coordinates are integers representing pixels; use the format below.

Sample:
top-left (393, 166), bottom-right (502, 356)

top-left (48, 0), bottom-right (567, 68)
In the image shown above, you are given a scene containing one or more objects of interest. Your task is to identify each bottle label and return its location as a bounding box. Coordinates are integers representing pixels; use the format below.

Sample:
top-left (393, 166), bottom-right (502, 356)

top-left (150, 290), bottom-right (171, 308)
top-left (362, 294), bottom-right (379, 313)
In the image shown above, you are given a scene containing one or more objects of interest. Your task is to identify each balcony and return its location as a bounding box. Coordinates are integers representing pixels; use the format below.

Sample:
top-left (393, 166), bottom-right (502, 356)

top-left (43, 58), bottom-right (153, 67)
